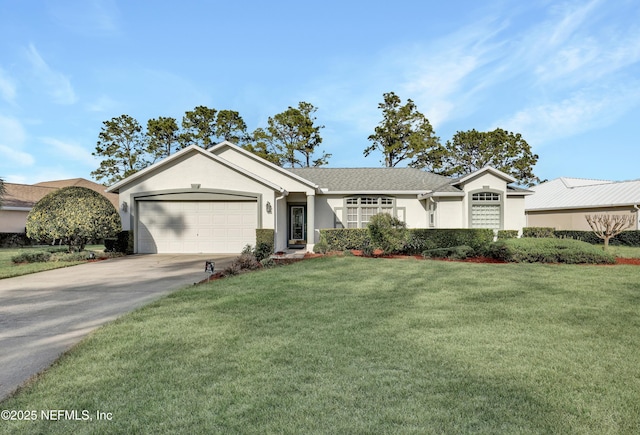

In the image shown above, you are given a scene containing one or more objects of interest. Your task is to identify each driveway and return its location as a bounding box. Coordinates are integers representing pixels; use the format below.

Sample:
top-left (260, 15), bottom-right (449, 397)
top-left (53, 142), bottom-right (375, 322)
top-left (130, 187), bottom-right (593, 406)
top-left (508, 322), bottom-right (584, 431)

top-left (0, 254), bottom-right (236, 402)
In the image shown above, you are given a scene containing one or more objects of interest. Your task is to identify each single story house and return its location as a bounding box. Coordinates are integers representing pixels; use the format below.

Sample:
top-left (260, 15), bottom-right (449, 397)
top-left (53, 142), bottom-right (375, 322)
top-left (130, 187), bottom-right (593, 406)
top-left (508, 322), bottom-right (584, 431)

top-left (525, 177), bottom-right (640, 231)
top-left (0, 178), bottom-right (119, 233)
top-left (107, 141), bottom-right (531, 254)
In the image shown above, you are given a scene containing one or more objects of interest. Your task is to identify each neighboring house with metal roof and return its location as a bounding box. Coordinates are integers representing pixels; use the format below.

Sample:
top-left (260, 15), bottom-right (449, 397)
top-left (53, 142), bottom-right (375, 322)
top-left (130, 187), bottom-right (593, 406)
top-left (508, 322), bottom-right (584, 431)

top-left (107, 141), bottom-right (532, 254)
top-left (0, 178), bottom-right (118, 233)
top-left (525, 177), bottom-right (640, 230)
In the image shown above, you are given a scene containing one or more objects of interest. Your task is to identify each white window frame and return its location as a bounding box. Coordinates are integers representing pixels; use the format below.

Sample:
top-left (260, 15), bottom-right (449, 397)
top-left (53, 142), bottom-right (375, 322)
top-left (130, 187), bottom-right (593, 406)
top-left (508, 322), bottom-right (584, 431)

top-left (469, 190), bottom-right (503, 230)
top-left (344, 196), bottom-right (396, 228)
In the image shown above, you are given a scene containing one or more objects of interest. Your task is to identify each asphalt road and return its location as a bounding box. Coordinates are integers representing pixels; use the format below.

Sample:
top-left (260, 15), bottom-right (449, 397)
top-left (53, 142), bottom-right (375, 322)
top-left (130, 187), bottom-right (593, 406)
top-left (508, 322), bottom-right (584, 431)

top-left (0, 254), bottom-right (235, 402)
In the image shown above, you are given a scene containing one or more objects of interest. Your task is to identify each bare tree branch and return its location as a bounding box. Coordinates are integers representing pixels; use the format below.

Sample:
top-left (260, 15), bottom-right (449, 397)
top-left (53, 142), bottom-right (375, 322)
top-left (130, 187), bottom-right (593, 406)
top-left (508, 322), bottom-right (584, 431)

top-left (585, 214), bottom-right (634, 248)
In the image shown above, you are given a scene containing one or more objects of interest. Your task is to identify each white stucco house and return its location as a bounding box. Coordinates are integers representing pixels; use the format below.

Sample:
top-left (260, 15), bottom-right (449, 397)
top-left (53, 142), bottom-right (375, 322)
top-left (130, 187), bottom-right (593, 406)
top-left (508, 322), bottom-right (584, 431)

top-left (106, 141), bottom-right (532, 254)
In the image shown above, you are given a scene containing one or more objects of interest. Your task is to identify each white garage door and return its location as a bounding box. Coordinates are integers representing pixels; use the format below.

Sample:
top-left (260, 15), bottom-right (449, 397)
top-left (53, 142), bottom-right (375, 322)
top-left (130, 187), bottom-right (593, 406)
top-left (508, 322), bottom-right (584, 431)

top-left (137, 201), bottom-right (257, 253)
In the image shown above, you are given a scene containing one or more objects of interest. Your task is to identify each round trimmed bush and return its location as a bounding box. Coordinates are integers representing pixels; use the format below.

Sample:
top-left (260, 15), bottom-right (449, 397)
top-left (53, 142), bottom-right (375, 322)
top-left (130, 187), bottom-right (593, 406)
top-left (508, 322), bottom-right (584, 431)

top-left (26, 186), bottom-right (121, 252)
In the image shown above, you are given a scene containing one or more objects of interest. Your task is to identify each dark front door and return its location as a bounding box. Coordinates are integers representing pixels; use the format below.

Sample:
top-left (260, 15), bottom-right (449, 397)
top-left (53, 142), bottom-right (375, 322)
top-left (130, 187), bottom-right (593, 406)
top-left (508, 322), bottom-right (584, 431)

top-left (289, 205), bottom-right (306, 247)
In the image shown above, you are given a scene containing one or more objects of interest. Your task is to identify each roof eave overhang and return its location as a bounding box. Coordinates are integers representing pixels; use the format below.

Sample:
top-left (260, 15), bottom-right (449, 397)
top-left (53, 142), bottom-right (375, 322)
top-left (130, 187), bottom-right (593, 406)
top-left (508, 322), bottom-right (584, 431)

top-left (451, 167), bottom-right (517, 186)
top-left (106, 145), bottom-right (287, 194)
top-left (209, 141), bottom-right (319, 190)
top-left (418, 191), bottom-right (465, 200)
top-left (526, 203), bottom-right (640, 212)
top-left (0, 206), bottom-right (32, 211)
top-left (318, 190), bottom-right (426, 195)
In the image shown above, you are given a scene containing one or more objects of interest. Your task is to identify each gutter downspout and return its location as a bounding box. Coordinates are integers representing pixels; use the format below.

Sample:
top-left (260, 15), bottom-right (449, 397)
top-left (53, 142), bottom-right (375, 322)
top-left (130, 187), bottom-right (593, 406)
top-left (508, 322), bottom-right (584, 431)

top-left (274, 190), bottom-right (288, 252)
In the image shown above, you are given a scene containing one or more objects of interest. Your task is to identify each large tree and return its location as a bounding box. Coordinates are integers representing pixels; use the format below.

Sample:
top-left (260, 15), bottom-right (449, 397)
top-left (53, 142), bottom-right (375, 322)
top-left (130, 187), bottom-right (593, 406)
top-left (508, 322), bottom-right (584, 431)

top-left (246, 102), bottom-right (330, 167)
top-left (215, 109), bottom-right (248, 144)
top-left (146, 116), bottom-right (179, 162)
top-left (91, 115), bottom-right (148, 185)
top-left (365, 92), bottom-right (441, 168)
top-left (434, 128), bottom-right (540, 186)
top-left (179, 105), bottom-right (218, 149)
top-left (244, 128), bottom-right (287, 166)
top-left (26, 186), bottom-right (121, 252)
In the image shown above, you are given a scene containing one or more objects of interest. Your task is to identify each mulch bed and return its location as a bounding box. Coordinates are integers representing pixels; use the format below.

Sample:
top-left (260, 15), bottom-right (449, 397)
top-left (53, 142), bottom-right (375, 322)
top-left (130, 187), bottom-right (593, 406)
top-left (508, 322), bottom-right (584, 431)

top-left (616, 257), bottom-right (640, 265)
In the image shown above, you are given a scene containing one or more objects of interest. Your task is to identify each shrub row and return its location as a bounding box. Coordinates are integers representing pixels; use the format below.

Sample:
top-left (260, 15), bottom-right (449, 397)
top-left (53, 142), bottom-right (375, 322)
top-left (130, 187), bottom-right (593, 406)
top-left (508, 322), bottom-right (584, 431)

top-left (487, 238), bottom-right (615, 264)
top-left (522, 227), bottom-right (556, 238)
top-left (12, 251), bottom-right (53, 263)
top-left (320, 229), bottom-right (369, 251)
top-left (497, 230), bottom-right (518, 239)
top-left (406, 229), bottom-right (494, 254)
top-left (422, 245), bottom-right (474, 260)
top-left (104, 230), bottom-right (134, 254)
top-left (521, 227), bottom-right (640, 246)
top-left (319, 228), bottom-right (495, 255)
top-left (0, 233), bottom-right (34, 248)
top-left (554, 230), bottom-right (640, 246)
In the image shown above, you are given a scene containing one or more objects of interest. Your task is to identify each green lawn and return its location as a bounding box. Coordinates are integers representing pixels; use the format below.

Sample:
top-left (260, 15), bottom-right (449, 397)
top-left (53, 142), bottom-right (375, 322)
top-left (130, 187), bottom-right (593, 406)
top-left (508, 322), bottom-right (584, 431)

top-left (608, 245), bottom-right (640, 258)
top-left (0, 245), bottom-right (106, 279)
top-left (1, 256), bottom-right (639, 433)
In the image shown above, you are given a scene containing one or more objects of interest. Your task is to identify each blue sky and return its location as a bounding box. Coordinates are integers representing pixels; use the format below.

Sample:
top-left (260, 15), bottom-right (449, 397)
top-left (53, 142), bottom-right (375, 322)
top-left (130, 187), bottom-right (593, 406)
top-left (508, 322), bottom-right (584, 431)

top-left (1, 0), bottom-right (639, 185)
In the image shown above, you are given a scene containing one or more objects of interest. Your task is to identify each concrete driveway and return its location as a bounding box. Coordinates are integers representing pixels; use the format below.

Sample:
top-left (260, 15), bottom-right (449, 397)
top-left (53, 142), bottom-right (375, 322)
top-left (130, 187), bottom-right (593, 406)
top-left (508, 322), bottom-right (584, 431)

top-left (0, 254), bottom-right (235, 402)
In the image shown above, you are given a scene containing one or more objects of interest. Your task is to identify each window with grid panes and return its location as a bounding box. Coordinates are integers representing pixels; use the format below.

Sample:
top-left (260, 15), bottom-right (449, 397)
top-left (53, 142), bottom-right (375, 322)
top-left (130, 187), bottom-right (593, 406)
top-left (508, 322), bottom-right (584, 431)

top-left (344, 196), bottom-right (396, 228)
top-left (470, 192), bottom-right (501, 229)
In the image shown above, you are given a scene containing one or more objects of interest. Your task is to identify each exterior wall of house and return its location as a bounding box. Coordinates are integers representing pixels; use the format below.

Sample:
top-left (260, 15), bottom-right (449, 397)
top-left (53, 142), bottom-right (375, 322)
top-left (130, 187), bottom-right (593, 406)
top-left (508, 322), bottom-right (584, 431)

top-left (212, 146), bottom-right (316, 195)
top-left (526, 207), bottom-right (639, 231)
top-left (433, 197), bottom-right (464, 228)
top-left (0, 210), bottom-right (29, 233)
top-left (117, 152), bottom-right (279, 233)
top-left (460, 172), bottom-right (507, 229)
top-left (504, 196), bottom-right (528, 232)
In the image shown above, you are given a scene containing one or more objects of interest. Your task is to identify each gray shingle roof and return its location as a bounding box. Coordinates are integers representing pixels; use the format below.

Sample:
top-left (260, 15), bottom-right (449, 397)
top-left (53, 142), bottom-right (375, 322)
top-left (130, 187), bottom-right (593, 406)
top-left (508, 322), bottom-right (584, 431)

top-left (286, 168), bottom-right (456, 192)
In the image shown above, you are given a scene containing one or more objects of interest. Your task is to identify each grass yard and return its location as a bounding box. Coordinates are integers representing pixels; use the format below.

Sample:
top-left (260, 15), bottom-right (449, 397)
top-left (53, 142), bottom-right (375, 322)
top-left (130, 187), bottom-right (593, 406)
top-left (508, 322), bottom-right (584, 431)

top-left (0, 245), bottom-right (106, 279)
top-left (608, 245), bottom-right (640, 258)
top-left (1, 256), bottom-right (639, 433)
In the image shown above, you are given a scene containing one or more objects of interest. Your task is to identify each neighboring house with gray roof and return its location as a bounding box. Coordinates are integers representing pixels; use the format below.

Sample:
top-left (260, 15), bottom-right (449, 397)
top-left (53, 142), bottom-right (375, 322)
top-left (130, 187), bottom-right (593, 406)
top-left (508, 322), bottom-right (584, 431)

top-left (0, 179), bottom-right (118, 233)
top-left (107, 141), bottom-right (532, 254)
top-left (525, 177), bottom-right (640, 230)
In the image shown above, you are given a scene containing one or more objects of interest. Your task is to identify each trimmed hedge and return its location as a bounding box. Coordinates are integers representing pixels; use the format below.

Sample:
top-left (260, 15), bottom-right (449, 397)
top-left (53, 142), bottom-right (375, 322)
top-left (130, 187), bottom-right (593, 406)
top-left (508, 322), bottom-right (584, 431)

top-left (497, 230), bottom-right (518, 239)
top-left (12, 251), bottom-right (52, 263)
top-left (522, 227), bottom-right (555, 238)
top-left (406, 229), bottom-right (495, 254)
top-left (320, 229), bottom-right (369, 251)
top-left (554, 230), bottom-right (640, 246)
top-left (422, 245), bottom-right (474, 260)
top-left (0, 233), bottom-right (33, 248)
top-left (248, 228), bottom-right (275, 261)
top-left (320, 228), bottom-right (494, 255)
top-left (256, 229), bottom-right (275, 247)
top-left (256, 229), bottom-right (275, 257)
top-left (105, 230), bottom-right (134, 254)
top-left (487, 238), bottom-right (615, 264)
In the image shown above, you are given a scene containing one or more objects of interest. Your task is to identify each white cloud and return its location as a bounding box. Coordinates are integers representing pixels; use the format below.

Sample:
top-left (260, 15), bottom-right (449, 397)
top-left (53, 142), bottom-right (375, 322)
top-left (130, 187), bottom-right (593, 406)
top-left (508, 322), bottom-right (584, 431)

top-left (47, 0), bottom-right (120, 37)
top-left (40, 137), bottom-right (98, 166)
top-left (495, 84), bottom-right (640, 146)
top-left (0, 145), bottom-right (35, 167)
top-left (25, 44), bottom-right (77, 105)
top-left (0, 68), bottom-right (17, 103)
top-left (86, 95), bottom-right (118, 113)
top-left (0, 116), bottom-right (35, 167)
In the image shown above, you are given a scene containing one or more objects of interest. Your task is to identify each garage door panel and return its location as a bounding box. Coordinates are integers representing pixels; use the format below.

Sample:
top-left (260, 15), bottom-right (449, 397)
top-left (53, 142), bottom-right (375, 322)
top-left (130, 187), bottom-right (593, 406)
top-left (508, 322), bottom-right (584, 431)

top-left (137, 201), bottom-right (257, 254)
